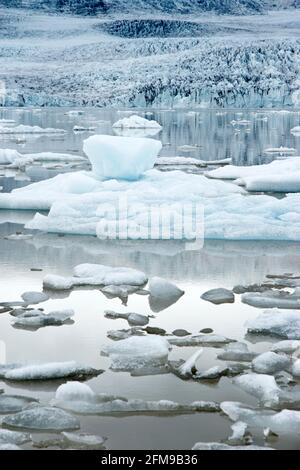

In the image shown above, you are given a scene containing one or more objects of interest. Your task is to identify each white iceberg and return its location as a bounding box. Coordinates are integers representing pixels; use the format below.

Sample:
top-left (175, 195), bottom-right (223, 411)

top-left (112, 115), bottom-right (162, 130)
top-left (252, 352), bottom-right (292, 375)
top-left (101, 336), bottom-right (170, 371)
top-left (0, 361), bottom-right (102, 381)
top-left (3, 406), bottom-right (80, 432)
top-left (192, 442), bottom-right (273, 451)
top-left (0, 125), bottom-right (66, 134)
top-left (247, 309), bottom-right (300, 339)
top-left (43, 263), bottom-right (147, 290)
top-left (83, 134), bottom-right (162, 181)
top-left (12, 309), bottom-right (74, 329)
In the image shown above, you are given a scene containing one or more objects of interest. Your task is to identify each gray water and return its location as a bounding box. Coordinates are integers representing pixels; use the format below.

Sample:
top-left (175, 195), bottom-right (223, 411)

top-left (1, 108), bottom-right (300, 450)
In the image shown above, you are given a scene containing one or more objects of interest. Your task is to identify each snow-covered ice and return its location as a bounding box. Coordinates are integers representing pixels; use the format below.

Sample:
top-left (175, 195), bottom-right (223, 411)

top-left (83, 134), bottom-right (162, 181)
top-left (168, 334), bottom-right (235, 347)
top-left (252, 352), bottom-right (292, 375)
top-left (234, 374), bottom-right (282, 406)
top-left (271, 340), bottom-right (300, 355)
top-left (217, 342), bottom-right (257, 362)
top-left (0, 429), bottom-right (31, 445)
top-left (247, 309), bottom-right (300, 339)
top-left (0, 361), bottom-right (102, 381)
top-left (112, 115), bottom-right (162, 130)
top-left (2, 406), bottom-right (80, 432)
top-left (43, 264), bottom-right (147, 290)
top-left (101, 336), bottom-right (170, 371)
top-left (12, 309), bottom-right (74, 329)
top-left (192, 442), bottom-right (273, 450)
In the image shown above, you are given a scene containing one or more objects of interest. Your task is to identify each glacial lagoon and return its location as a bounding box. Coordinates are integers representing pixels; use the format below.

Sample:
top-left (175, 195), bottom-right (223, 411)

top-left (1, 107), bottom-right (300, 450)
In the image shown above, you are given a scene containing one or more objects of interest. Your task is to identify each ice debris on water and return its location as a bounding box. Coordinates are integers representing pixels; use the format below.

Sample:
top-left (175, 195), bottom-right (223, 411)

top-left (2, 406), bottom-right (80, 432)
top-left (192, 442), bottom-right (273, 450)
top-left (104, 310), bottom-right (150, 327)
top-left (233, 374), bottom-right (282, 407)
top-left (242, 291), bottom-right (300, 309)
top-left (52, 381), bottom-right (220, 415)
top-left (12, 309), bottom-right (75, 330)
top-left (217, 342), bottom-right (257, 362)
top-left (0, 429), bottom-right (31, 445)
top-left (0, 125), bottom-right (67, 134)
top-left (168, 334), bottom-right (235, 348)
top-left (21, 291), bottom-right (49, 305)
top-left (43, 264), bottom-right (147, 291)
top-left (252, 352), bottom-right (292, 375)
top-left (148, 277), bottom-right (184, 312)
top-left (201, 288), bottom-right (235, 305)
top-left (61, 432), bottom-right (106, 448)
top-left (177, 349), bottom-right (203, 379)
top-left (112, 115), bottom-right (162, 130)
top-left (0, 394), bottom-right (38, 413)
top-left (247, 310), bottom-right (300, 339)
top-left (0, 361), bottom-right (103, 381)
top-left (102, 336), bottom-right (170, 371)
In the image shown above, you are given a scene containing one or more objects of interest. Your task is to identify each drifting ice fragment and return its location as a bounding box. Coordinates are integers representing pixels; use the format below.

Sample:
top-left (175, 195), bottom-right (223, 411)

top-left (112, 115), bottom-right (162, 130)
top-left (12, 309), bottom-right (74, 330)
top-left (104, 310), bottom-right (149, 327)
top-left (252, 352), bottom-right (292, 375)
top-left (0, 394), bottom-right (38, 413)
top-left (62, 432), bottom-right (106, 448)
top-left (217, 342), bottom-right (257, 362)
top-left (168, 334), bottom-right (235, 347)
top-left (291, 126), bottom-right (300, 136)
top-left (192, 442), bottom-right (273, 450)
top-left (0, 125), bottom-right (66, 134)
top-left (3, 406), bottom-right (80, 432)
top-left (271, 340), bottom-right (300, 355)
top-left (0, 361), bottom-right (102, 381)
top-left (83, 134), bottom-right (162, 180)
top-left (101, 336), bottom-right (170, 371)
top-left (43, 264), bottom-right (147, 290)
top-left (247, 310), bottom-right (300, 339)
top-left (233, 374), bottom-right (282, 406)
top-left (21, 291), bottom-right (49, 305)
top-left (148, 277), bottom-right (184, 312)
top-left (201, 288), bottom-right (234, 305)
top-left (0, 429), bottom-right (31, 445)
top-left (242, 291), bottom-right (300, 309)
top-left (177, 349), bottom-right (203, 378)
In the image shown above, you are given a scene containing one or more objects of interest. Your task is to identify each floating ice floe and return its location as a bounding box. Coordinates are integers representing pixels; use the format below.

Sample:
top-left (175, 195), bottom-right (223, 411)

top-left (0, 394), bottom-right (38, 413)
top-left (102, 336), bottom-right (170, 371)
top-left (291, 360), bottom-right (300, 378)
top-left (21, 291), bottom-right (49, 305)
top-left (148, 277), bottom-right (184, 312)
top-left (0, 149), bottom-right (86, 170)
top-left (194, 364), bottom-right (248, 381)
top-left (61, 432), bottom-right (106, 448)
top-left (73, 125), bottom-right (96, 133)
top-left (107, 328), bottom-right (145, 341)
top-left (43, 264), bottom-right (147, 291)
top-left (221, 401), bottom-right (300, 434)
top-left (192, 442), bottom-right (272, 451)
top-left (176, 349), bottom-right (203, 379)
top-left (104, 310), bottom-right (150, 327)
top-left (83, 134), bottom-right (162, 180)
top-left (217, 342), bottom-right (257, 362)
top-left (271, 340), bottom-right (300, 355)
top-left (251, 352), bottom-right (292, 375)
top-left (242, 291), bottom-right (300, 309)
top-left (0, 444), bottom-right (21, 450)
top-left (0, 429), bottom-right (31, 445)
top-left (234, 374), bottom-right (283, 406)
top-left (12, 309), bottom-right (75, 330)
top-left (0, 361), bottom-right (102, 381)
top-left (52, 381), bottom-right (219, 415)
top-left (0, 125), bottom-right (67, 134)
top-left (65, 110), bottom-right (84, 117)
top-left (155, 156), bottom-right (206, 167)
top-left (291, 126), bottom-right (300, 136)
top-left (101, 284), bottom-right (141, 302)
top-left (3, 406), bottom-right (80, 432)
top-left (247, 310), bottom-right (300, 339)
top-left (201, 288), bottom-right (235, 305)
top-left (168, 334), bottom-right (235, 348)
top-left (112, 115), bottom-right (162, 130)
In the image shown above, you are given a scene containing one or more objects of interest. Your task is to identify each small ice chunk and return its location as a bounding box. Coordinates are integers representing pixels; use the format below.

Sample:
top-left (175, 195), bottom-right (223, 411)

top-left (242, 291), bottom-right (300, 309)
top-left (112, 115), bottom-right (162, 130)
top-left (252, 352), bottom-right (292, 375)
top-left (148, 277), bottom-right (184, 312)
top-left (291, 359), bottom-right (300, 377)
top-left (62, 432), bottom-right (106, 448)
top-left (247, 309), bottom-right (300, 339)
top-left (104, 310), bottom-right (149, 327)
top-left (0, 125), bottom-right (66, 134)
top-left (101, 336), bottom-right (170, 371)
top-left (201, 288), bottom-right (234, 305)
top-left (217, 342), bottom-right (257, 362)
top-left (0, 429), bottom-right (31, 445)
top-left (44, 264), bottom-right (147, 291)
top-left (21, 291), bottom-right (49, 305)
top-left (0, 394), bottom-right (38, 413)
top-left (271, 340), bottom-right (300, 355)
top-left (291, 126), bottom-right (300, 136)
top-left (3, 406), bottom-right (80, 431)
top-left (195, 365), bottom-right (229, 380)
top-left (229, 421), bottom-right (249, 443)
top-left (0, 361), bottom-right (102, 381)
top-left (0, 444), bottom-right (21, 450)
top-left (168, 334), bottom-right (234, 347)
top-left (234, 374), bottom-right (282, 406)
top-left (83, 134), bottom-right (162, 181)
top-left (12, 309), bottom-right (74, 329)
top-left (107, 328), bottom-right (144, 341)
top-left (192, 442), bottom-right (272, 450)
top-left (177, 349), bottom-right (203, 378)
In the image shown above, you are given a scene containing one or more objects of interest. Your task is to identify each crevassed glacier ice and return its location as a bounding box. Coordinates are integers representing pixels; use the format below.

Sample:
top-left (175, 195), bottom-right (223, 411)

top-left (83, 134), bottom-right (162, 180)
top-left (247, 310), bottom-right (300, 339)
top-left (101, 336), bottom-right (170, 371)
top-left (0, 361), bottom-right (102, 381)
top-left (43, 263), bottom-right (147, 290)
